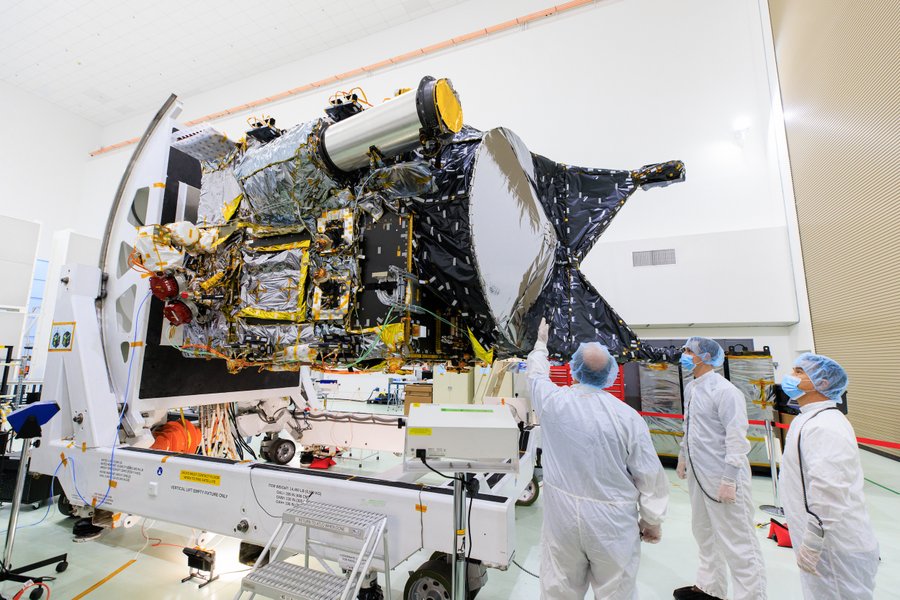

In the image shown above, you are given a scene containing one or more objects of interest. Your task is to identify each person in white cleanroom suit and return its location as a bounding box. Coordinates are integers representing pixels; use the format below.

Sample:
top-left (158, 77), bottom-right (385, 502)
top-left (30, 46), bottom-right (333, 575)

top-left (779, 353), bottom-right (879, 599)
top-left (673, 337), bottom-right (766, 600)
top-left (528, 319), bottom-right (669, 599)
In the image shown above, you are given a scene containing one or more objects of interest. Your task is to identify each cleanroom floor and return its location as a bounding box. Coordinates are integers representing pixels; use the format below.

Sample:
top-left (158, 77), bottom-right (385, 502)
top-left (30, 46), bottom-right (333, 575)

top-left (1, 448), bottom-right (897, 599)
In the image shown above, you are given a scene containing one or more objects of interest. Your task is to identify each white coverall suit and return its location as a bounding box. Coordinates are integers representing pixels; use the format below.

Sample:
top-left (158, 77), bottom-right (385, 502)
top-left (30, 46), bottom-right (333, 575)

top-left (680, 371), bottom-right (766, 600)
top-left (779, 402), bottom-right (880, 599)
top-left (528, 341), bottom-right (669, 599)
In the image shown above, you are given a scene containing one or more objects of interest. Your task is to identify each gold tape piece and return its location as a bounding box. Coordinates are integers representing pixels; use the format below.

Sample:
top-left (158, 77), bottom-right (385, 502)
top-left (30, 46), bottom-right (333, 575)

top-left (200, 271), bottom-right (226, 291)
top-left (415, 504), bottom-right (428, 513)
top-left (252, 240), bottom-right (311, 252)
top-left (467, 328), bottom-right (494, 364)
top-left (109, 480), bottom-right (118, 488)
top-left (129, 341), bottom-right (144, 347)
top-left (236, 307), bottom-right (306, 322)
top-left (379, 323), bottom-right (405, 352)
top-left (60, 452), bottom-right (68, 466)
top-left (298, 250), bottom-right (310, 320)
top-left (152, 182), bottom-right (166, 188)
top-left (222, 193), bottom-right (243, 221)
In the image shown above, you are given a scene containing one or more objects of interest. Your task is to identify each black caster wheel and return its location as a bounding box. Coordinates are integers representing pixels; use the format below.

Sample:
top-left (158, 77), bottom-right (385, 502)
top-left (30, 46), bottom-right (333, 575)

top-left (404, 558), bottom-right (480, 600)
top-left (56, 560), bottom-right (69, 573)
top-left (516, 474), bottom-right (541, 507)
top-left (261, 437), bottom-right (296, 465)
top-left (358, 582), bottom-right (384, 600)
top-left (58, 490), bottom-right (76, 518)
top-left (29, 587), bottom-right (43, 600)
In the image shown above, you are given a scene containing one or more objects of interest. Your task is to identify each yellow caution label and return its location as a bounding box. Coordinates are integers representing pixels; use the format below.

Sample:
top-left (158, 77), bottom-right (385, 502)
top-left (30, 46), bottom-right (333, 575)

top-left (179, 470), bottom-right (221, 486)
top-left (408, 427), bottom-right (433, 437)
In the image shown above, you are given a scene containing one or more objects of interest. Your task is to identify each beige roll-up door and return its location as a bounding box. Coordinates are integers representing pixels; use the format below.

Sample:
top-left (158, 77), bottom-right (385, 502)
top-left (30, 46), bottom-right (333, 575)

top-left (768, 0), bottom-right (900, 457)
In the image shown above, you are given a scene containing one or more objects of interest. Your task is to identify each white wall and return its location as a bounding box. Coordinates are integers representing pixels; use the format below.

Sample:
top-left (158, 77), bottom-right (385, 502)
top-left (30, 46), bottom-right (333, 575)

top-left (13, 0), bottom-right (814, 368)
top-left (586, 227), bottom-right (799, 327)
top-left (0, 80), bottom-right (101, 259)
top-left (0, 216), bottom-right (39, 359)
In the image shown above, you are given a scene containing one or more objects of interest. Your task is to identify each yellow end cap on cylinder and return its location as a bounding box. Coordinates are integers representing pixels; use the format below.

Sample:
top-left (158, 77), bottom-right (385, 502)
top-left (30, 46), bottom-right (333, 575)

top-left (434, 79), bottom-right (463, 133)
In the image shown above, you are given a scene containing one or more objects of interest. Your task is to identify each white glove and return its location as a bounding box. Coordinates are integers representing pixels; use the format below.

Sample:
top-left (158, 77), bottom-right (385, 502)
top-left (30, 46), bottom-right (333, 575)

top-left (639, 519), bottom-right (662, 544)
top-left (797, 522), bottom-right (825, 574)
top-left (676, 454), bottom-right (686, 480)
top-left (717, 478), bottom-right (737, 504)
top-left (537, 318), bottom-right (549, 345)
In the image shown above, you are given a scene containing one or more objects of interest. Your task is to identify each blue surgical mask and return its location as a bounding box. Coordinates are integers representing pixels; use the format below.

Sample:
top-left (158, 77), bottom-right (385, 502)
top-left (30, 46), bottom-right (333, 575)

top-left (782, 375), bottom-right (806, 400)
top-left (680, 354), bottom-right (696, 374)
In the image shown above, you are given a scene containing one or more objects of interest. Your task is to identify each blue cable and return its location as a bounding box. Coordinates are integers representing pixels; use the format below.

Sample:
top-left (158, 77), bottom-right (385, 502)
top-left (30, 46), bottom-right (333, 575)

top-left (66, 454), bottom-right (93, 507)
top-left (0, 459), bottom-right (63, 536)
top-left (89, 291), bottom-right (152, 510)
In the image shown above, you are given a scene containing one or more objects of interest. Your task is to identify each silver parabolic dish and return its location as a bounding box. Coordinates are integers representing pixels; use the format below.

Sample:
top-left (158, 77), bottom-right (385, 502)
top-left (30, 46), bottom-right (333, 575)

top-left (467, 128), bottom-right (558, 351)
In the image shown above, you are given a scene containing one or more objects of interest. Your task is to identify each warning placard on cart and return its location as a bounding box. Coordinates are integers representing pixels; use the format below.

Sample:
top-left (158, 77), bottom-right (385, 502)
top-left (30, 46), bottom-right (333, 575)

top-left (179, 470), bottom-right (221, 486)
top-left (49, 321), bottom-right (76, 352)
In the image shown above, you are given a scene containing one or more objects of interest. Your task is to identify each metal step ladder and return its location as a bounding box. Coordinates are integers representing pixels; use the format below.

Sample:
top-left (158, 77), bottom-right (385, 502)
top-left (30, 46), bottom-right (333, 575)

top-left (234, 501), bottom-right (392, 600)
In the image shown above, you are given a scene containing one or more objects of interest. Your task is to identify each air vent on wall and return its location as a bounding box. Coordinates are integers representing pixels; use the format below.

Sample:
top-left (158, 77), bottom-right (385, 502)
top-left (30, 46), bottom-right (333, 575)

top-left (632, 249), bottom-right (676, 267)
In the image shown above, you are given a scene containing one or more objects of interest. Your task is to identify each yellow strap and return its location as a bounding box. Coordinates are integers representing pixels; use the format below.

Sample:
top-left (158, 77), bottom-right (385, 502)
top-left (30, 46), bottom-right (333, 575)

top-left (72, 559), bottom-right (136, 599)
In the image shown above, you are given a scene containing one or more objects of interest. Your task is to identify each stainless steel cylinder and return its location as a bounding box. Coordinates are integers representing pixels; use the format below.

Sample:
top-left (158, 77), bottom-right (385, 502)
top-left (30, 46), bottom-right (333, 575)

top-left (2, 441), bottom-right (32, 569)
top-left (452, 474), bottom-right (468, 600)
top-left (321, 76), bottom-right (462, 172)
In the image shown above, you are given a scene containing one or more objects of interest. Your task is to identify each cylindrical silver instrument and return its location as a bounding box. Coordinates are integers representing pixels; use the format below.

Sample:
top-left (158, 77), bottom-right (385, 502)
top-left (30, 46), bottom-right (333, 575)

top-left (321, 76), bottom-right (462, 172)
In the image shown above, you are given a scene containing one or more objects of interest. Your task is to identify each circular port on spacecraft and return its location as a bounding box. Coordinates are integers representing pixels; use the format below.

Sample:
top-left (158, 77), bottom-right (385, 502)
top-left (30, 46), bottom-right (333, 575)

top-left (434, 78), bottom-right (463, 134)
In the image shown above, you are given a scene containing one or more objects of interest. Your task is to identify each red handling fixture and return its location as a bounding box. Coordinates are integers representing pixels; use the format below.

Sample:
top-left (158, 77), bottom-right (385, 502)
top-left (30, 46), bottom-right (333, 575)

top-left (549, 363), bottom-right (626, 401)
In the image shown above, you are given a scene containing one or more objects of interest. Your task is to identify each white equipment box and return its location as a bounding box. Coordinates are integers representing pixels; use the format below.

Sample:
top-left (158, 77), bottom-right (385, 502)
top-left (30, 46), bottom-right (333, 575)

top-left (403, 404), bottom-right (519, 474)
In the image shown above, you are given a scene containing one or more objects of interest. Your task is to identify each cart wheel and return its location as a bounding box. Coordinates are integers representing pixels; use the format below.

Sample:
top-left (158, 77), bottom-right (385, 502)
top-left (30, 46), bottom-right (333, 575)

top-left (516, 475), bottom-right (540, 507)
top-left (29, 587), bottom-right (43, 600)
top-left (56, 560), bottom-right (69, 573)
top-left (261, 436), bottom-right (296, 465)
top-left (268, 439), bottom-right (296, 465)
top-left (404, 559), bottom-right (480, 600)
top-left (358, 582), bottom-right (384, 600)
top-left (58, 491), bottom-right (75, 517)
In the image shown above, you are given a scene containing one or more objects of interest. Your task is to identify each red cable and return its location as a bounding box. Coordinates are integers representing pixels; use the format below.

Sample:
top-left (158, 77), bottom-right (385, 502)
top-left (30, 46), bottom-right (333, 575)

top-left (13, 582), bottom-right (50, 600)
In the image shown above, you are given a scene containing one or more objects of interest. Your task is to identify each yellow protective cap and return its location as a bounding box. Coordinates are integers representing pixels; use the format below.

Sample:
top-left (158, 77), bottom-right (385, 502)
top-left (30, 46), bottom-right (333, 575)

top-left (434, 79), bottom-right (463, 133)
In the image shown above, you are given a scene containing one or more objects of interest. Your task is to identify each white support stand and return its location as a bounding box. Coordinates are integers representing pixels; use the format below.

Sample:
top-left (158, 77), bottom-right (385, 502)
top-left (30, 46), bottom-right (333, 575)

top-left (760, 419), bottom-right (785, 517)
top-left (42, 265), bottom-right (122, 449)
